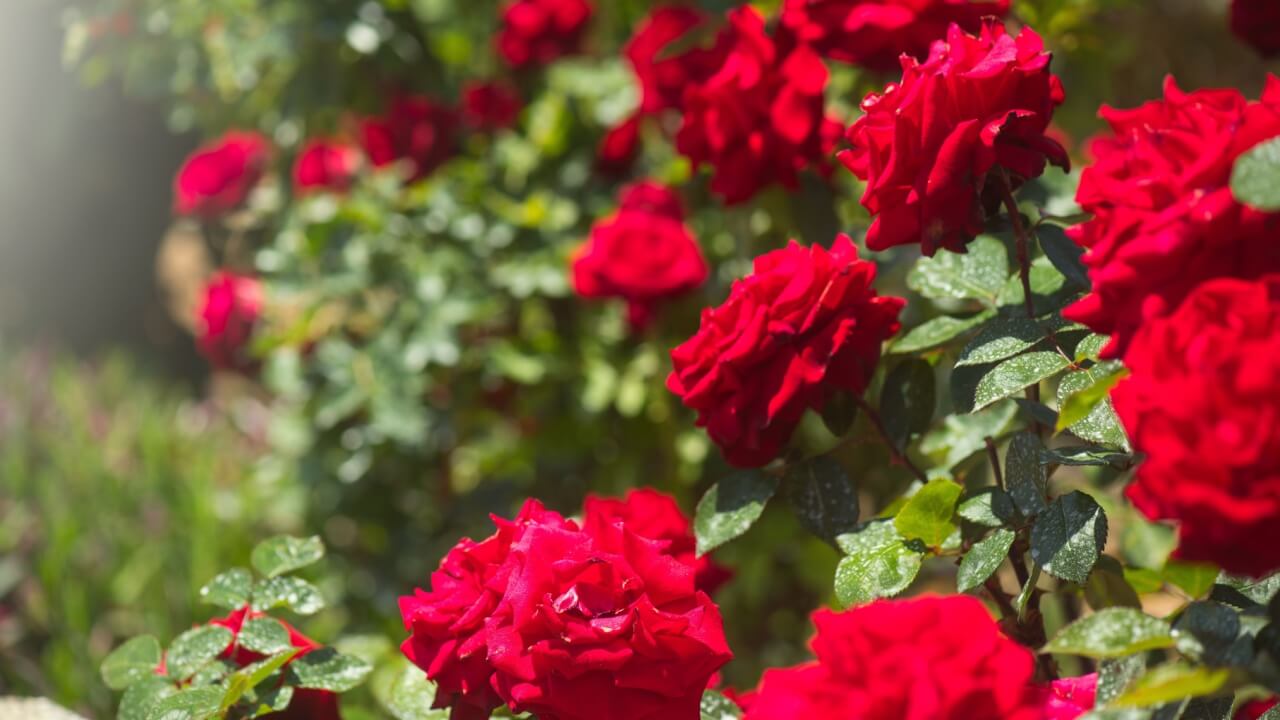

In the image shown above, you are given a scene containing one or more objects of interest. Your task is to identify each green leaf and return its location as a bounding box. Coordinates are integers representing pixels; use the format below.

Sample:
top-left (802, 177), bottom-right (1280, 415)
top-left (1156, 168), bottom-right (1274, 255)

top-left (1075, 333), bottom-right (1110, 362)
top-left (101, 635), bottom-right (163, 690)
top-left (1214, 572), bottom-right (1280, 606)
top-left (694, 470), bottom-right (779, 556)
top-left (834, 521), bottom-right (924, 607)
top-left (1122, 516), bottom-right (1177, 571)
top-left (146, 686), bottom-right (224, 720)
top-left (891, 311), bottom-right (994, 354)
top-left (287, 648), bottom-right (373, 692)
top-left (1041, 445), bottom-right (1133, 468)
top-left (165, 626), bottom-right (234, 681)
top-left (1124, 568), bottom-right (1165, 595)
top-left (1111, 664), bottom-right (1231, 708)
top-left (377, 660), bottom-right (449, 720)
top-left (1180, 698), bottom-right (1234, 720)
top-left (971, 351), bottom-right (1071, 411)
top-left (119, 678), bottom-right (176, 720)
top-left (785, 456), bottom-right (860, 545)
top-left (820, 390), bottom-right (859, 437)
top-left (879, 359), bottom-right (936, 450)
top-left (957, 314), bottom-right (1079, 367)
top-left (1085, 556), bottom-right (1142, 610)
top-left (245, 685), bottom-right (294, 716)
top-left (238, 617), bottom-right (293, 655)
top-left (1231, 136), bottom-right (1280, 211)
top-left (1044, 608), bottom-right (1175, 658)
top-left (1172, 602), bottom-right (1250, 667)
top-left (893, 478), bottom-right (962, 549)
top-left (1005, 432), bottom-right (1049, 517)
top-left (907, 236), bottom-right (1009, 305)
top-left (251, 535), bottom-right (325, 579)
top-left (1097, 654), bottom-right (1147, 705)
top-left (997, 256), bottom-right (1084, 315)
top-left (919, 401), bottom-right (1018, 469)
top-left (1057, 363), bottom-right (1126, 431)
top-left (252, 576), bottom-right (326, 615)
top-left (1058, 366), bottom-right (1131, 450)
top-left (958, 529), bottom-right (1015, 593)
top-left (1079, 709), bottom-right (1152, 720)
top-left (1162, 562), bottom-right (1218, 599)
top-left (700, 689), bottom-right (743, 720)
top-left (1031, 491), bottom-right (1107, 584)
top-left (957, 488), bottom-right (1017, 528)
top-left (222, 649), bottom-right (301, 712)
top-left (1038, 223), bottom-right (1090, 289)
top-left (199, 568), bottom-right (254, 610)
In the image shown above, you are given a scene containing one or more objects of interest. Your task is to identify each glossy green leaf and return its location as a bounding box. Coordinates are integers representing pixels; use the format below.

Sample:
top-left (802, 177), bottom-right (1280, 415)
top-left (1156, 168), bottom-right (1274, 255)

top-left (1097, 654), bottom-right (1146, 705)
top-left (238, 617), bottom-right (293, 656)
top-left (377, 659), bottom-right (449, 720)
top-left (252, 576), bottom-right (325, 615)
top-left (957, 314), bottom-right (1077, 367)
top-left (1058, 366), bottom-right (1131, 450)
top-left (101, 635), bottom-right (163, 690)
top-left (1043, 608), bottom-right (1175, 658)
top-left (694, 470), bottom-right (779, 556)
top-left (165, 625), bottom-right (234, 681)
top-left (1162, 562), bottom-right (1218, 599)
top-left (1005, 432), bottom-right (1048, 517)
top-left (700, 690), bottom-right (743, 720)
top-left (970, 351), bottom-right (1071, 411)
top-left (834, 521), bottom-right (924, 607)
top-left (891, 311), bottom-right (994, 354)
top-left (145, 686), bottom-right (224, 720)
top-left (907, 236), bottom-right (1008, 305)
top-left (1171, 602), bottom-right (1250, 667)
top-left (199, 568), bottom-right (253, 610)
top-left (958, 529), bottom-right (1015, 593)
top-left (1231, 136), bottom-right (1280, 211)
top-left (1085, 556), bottom-right (1142, 610)
top-left (1057, 363), bottom-right (1126, 431)
top-left (785, 456), bottom-right (860, 545)
top-left (251, 535), bottom-right (325, 579)
top-left (997, 257), bottom-right (1084, 315)
top-left (1075, 334), bottom-right (1110, 362)
top-left (919, 401), bottom-right (1018, 469)
top-left (1038, 223), bottom-right (1090, 289)
top-left (957, 487), bottom-right (1017, 528)
top-left (287, 648), bottom-right (373, 692)
top-left (1111, 664), bottom-right (1231, 708)
top-left (880, 359), bottom-right (936, 450)
top-left (1031, 491), bottom-right (1107, 584)
top-left (820, 390), bottom-right (858, 437)
top-left (894, 478), bottom-right (962, 549)
top-left (119, 678), bottom-right (176, 720)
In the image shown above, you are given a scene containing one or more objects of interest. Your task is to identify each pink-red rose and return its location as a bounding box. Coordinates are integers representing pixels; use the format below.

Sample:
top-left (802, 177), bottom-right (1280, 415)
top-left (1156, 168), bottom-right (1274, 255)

top-left (292, 138), bottom-right (360, 194)
top-left (1036, 673), bottom-right (1096, 720)
top-left (497, 0), bottom-right (593, 69)
top-left (399, 498), bottom-right (733, 720)
top-left (360, 95), bottom-right (459, 184)
top-left (675, 7), bottom-right (842, 205)
top-left (196, 271), bottom-right (263, 373)
top-left (624, 6), bottom-right (721, 116)
top-left (667, 235), bottom-right (904, 467)
top-left (744, 596), bottom-right (1043, 720)
top-left (1231, 0), bottom-right (1280, 57)
top-left (1112, 275), bottom-right (1280, 578)
top-left (571, 182), bottom-right (708, 330)
top-left (839, 21), bottom-right (1068, 255)
top-left (1063, 76), bottom-right (1280, 358)
top-left (173, 131), bottom-right (271, 217)
top-left (779, 0), bottom-right (1010, 71)
top-left (1239, 698), bottom-right (1280, 720)
top-left (462, 81), bottom-right (523, 130)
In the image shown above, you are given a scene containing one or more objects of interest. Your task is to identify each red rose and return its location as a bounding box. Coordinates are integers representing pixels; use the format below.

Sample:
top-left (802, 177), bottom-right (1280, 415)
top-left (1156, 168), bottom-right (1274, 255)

top-left (1112, 275), bottom-right (1280, 578)
top-left (667, 235), bottom-right (904, 468)
top-left (1239, 699), bottom-right (1280, 720)
top-left (582, 488), bottom-right (732, 595)
top-left (744, 596), bottom-right (1041, 720)
top-left (497, 0), bottom-right (593, 69)
top-left (462, 81), bottom-right (523, 130)
top-left (359, 95), bottom-right (459, 183)
top-left (675, 7), bottom-right (842, 205)
top-left (779, 0), bottom-right (1010, 72)
top-left (571, 182), bottom-right (708, 330)
top-left (196, 271), bottom-right (263, 373)
top-left (1036, 673), bottom-right (1096, 720)
top-left (1063, 76), bottom-right (1280, 358)
top-left (292, 139), bottom-right (360, 194)
top-left (625, 6), bottom-right (721, 116)
top-left (173, 131), bottom-right (271, 217)
top-left (596, 115), bottom-right (642, 175)
top-left (1231, 0), bottom-right (1280, 57)
top-left (400, 498), bottom-right (733, 720)
top-left (839, 21), bottom-right (1068, 255)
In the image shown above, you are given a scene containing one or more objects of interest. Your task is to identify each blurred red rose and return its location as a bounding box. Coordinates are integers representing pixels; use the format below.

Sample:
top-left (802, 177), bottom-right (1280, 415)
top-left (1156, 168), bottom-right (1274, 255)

top-left (173, 131), bottom-right (271, 217)
top-left (400, 498), bottom-right (732, 720)
top-left (1239, 698), bottom-right (1280, 720)
top-left (779, 0), bottom-right (1009, 71)
top-left (1231, 0), bottom-right (1280, 57)
top-left (196, 271), bottom-right (263, 373)
top-left (462, 81), bottom-right (523, 130)
top-left (571, 181), bottom-right (708, 330)
top-left (1113, 275), bottom-right (1280, 578)
top-left (625, 6), bottom-right (721, 116)
top-left (667, 235), bottom-right (903, 467)
top-left (675, 7), bottom-right (842, 205)
top-left (360, 95), bottom-right (459, 183)
top-left (497, 0), bottom-right (593, 69)
top-left (292, 138), bottom-right (360, 194)
top-left (596, 114), bottom-right (642, 175)
top-left (1036, 673), bottom-right (1096, 720)
top-left (744, 596), bottom-right (1042, 720)
top-left (1064, 76), bottom-right (1280, 358)
top-left (840, 21), bottom-right (1067, 255)
top-left (582, 488), bottom-right (732, 595)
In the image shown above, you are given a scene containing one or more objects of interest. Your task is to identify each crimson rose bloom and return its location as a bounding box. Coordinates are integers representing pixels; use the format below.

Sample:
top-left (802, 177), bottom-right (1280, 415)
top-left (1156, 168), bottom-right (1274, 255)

top-left (497, 0), bottom-right (592, 69)
top-left (360, 95), bottom-right (459, 183)
top-left (840, 21), bottom-right (1068, 255)
top-left (667, 235), bottom-right (904, 467)
top-left (400, 499), bottom-right (732, 720)
top-left (779, 0), bottom-right (1010, 72)
top-left (1239, 699), bottom-right (1280, 720)
top-left (745, 596), bottom-right (1042, 720)
top-left (1231, 0), bottom-right (1280, 57)
top-left (462, 81), bottom-right (523, 130)
top-left (292, 138), bottom-right (360, 194)
top-left (1063, 76), bottom-right (1280, 358)
top-left (173, 131), bottom-right (270, 217)
top-left (675, 7), bottom-right (842, 205)
top-left (1036, 673), bottom-right (1096, 720)
top-left (571, 182), bottom-right (708, 330)
top-left (197, 271), bottom-right (263, 372)
top-left (582, 488), bottom-right (732, 595)
top-left (1112, 275), bottom-right (1280, 578)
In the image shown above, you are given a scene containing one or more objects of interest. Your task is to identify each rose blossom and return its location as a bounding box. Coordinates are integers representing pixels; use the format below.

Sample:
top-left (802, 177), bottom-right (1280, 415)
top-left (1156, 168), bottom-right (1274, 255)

top-left (1063, 76), bottom-right (1280, 358)
top-left (744, 596), bottom-right (1043, 720)
top-left (1036, 673), bottom-right (1096, 719)
top-left (292, 138), bottom-right (360, 194)
top-left (1239, 698), bottom-right (1280, 720)
top-left (779, 0), bottom-right (1010, 72)
top-left (1231, 0), bottom-right (1280, 58)
top-left (173, 131), bottom-right (271, 217)
top-left (571, 181), bottom-right (708, 330)
top-left (840, 21), bottom-right (1068, 255)
top-left (462, 81), bottom-right (523, 130)
top-left (196, 271), bottom-right (263, 373)
top-left (497, 0), bottom-right (592, 69)
top-left (675, 7), bottom-right (842, 205)
top-left (667, 235), bottom-right (904, 468)
top-left (1112, 275), bottom-right (1280, 578)
top-left (359, 95), bottom-right (459, 183)
top-left (582, 488), bottom-right (732, 595)
top-left (399, 498), bottom-right (733, 720)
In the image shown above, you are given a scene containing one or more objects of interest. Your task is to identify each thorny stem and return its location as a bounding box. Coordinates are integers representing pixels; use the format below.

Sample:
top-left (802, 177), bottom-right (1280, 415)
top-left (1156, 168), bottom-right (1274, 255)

top-left (996, 168), bottom-right (1037, 322)
top-left (854, 396), bottom-right (930, 485)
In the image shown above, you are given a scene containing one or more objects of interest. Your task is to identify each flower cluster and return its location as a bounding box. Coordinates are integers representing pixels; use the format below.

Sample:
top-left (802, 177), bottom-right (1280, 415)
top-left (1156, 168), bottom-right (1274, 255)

top-left (173, 131), bottom-right (271, 218)
top-left (399, 494), bottom-right (732, 719)
top-left (196, 271), bottom-right (263, 373)
top-left (497, 0), bottom-right (593, 69)
top-left (292, 138), bottom-right (360, 195)
top-left (840, 21), bottom-right (1068, 255)
top-left (360, 94), bottom-right (461, 184)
